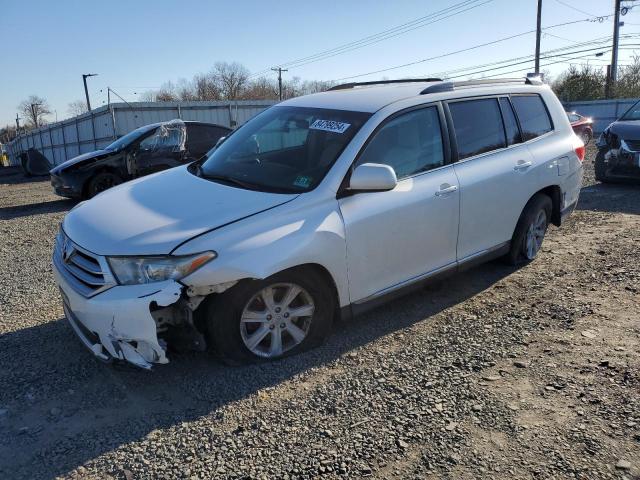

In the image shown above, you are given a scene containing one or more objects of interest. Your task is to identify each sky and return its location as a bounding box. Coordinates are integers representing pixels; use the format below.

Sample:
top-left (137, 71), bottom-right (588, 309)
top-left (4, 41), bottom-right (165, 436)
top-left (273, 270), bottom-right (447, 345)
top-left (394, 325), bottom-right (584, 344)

top-left (1, 0), bottom-right (639, 127)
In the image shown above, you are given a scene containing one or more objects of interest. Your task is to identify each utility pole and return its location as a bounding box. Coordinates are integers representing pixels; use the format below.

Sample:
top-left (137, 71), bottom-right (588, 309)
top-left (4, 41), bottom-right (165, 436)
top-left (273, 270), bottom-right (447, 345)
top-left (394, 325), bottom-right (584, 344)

top-left (271, 67), bottom-right (288, 100)
top-left (611, 0), bottom-right (622, 86)
top-left (15, 113), bottom-right (21, 133)
top-left (82, 73), bottom-right (98, 111)
top-left (534, 0), bottom-right (542, 73)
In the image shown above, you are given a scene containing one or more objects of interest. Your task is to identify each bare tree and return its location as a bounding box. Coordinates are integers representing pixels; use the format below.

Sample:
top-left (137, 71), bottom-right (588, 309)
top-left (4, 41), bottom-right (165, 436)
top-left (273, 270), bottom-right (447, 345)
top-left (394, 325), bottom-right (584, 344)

top-left (213, 62), bottom-right (250, 99)
top-left (193, 73), bottom-right (221, 100)
top-left (155, 81), bottom-right (179, 102)
top-left (67, 99), bottom-right (88, 116)
top-left (241, 76), bottom-right (278, 100)
top-left (18, 95), bottom-right (51, 128)
top-left (615, 55), bottom-right (640, 98)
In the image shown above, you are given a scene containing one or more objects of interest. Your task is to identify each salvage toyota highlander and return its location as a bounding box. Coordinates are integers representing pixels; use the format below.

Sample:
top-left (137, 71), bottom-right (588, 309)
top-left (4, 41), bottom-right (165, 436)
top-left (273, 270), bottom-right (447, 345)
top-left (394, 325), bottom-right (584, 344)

top-left (53, 77), bottom-right (584, 369)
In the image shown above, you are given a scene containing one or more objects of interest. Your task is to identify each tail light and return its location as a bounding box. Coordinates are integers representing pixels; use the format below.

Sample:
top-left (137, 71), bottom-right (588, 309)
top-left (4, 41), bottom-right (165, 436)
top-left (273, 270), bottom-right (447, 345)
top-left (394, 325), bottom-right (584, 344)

top-left (573, 136), bottom-right (585, 162)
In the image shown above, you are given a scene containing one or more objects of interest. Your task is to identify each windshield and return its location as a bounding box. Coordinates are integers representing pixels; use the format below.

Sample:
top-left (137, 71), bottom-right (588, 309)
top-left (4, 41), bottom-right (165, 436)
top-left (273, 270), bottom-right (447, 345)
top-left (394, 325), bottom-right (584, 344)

top-left (196, 106), bottom-right (371, 193)
top-left (104, 124), bottom-right (157, 151)
top-left (621, 100), bottom-right (640, 121)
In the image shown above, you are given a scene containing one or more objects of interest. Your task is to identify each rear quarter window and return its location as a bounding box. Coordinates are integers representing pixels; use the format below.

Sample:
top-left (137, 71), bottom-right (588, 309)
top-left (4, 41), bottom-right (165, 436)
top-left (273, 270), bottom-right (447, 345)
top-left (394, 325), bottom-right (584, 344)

top-left (511, 95), bottom-right (553, 141)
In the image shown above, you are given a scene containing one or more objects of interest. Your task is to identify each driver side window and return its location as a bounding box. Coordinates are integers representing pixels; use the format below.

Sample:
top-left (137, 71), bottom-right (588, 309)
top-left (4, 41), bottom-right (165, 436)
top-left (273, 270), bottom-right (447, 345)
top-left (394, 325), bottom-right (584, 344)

top-left (357, 106), bottom-right (444, 179)
top-left (138, 128), bottom-right (160, 151)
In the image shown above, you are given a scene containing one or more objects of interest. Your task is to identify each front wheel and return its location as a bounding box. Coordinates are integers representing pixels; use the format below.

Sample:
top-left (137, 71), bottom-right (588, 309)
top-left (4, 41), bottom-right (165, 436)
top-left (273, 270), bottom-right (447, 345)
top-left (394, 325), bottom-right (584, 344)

top-left (505, 194), bottom-right (552, 265)
top-left (86, 171), bottom-right (123, 198)
top-left (204, 268), bottom-right (335, 363)
top-left (594, 149), bottom-right (609, 183)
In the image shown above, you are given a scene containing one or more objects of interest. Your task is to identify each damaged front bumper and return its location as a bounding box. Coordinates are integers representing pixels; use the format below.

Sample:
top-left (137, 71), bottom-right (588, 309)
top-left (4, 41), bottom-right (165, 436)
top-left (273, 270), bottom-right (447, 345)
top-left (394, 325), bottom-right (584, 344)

top-left (54, 262), bottom-right (183, 369)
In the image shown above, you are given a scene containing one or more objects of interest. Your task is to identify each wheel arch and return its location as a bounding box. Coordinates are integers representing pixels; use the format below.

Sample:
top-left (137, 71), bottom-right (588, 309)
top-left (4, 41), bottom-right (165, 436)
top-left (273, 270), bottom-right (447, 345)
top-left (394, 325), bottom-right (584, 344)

top-left (533, 185), bottom-right (562, 227)
top-left (82, 164), bottom-right (128, 198)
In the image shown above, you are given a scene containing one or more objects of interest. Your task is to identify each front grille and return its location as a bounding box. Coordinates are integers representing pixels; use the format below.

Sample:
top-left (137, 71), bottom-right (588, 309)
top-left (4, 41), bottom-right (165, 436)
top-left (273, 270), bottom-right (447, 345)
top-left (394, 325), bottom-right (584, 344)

top-left (624, 139), bottom-right (640, 151)
top-left (53, 230), bottom-right (116, 297)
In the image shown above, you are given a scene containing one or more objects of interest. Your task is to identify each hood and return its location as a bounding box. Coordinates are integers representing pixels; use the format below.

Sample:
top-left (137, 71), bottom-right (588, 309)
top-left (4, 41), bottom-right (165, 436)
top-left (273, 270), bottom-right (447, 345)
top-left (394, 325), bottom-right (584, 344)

top-left (51, 149), bottom-right (114, 173)
top-left (63, 166), bottom-right (298, 256)
top-left (607, 120), bottom-right (640, 140)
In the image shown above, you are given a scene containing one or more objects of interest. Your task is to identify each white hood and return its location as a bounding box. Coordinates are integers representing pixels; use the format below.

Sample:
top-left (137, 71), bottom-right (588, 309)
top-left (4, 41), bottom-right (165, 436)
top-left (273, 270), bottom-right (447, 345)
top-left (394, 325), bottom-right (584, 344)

top-left (63, 166), bottom-right (298, 255)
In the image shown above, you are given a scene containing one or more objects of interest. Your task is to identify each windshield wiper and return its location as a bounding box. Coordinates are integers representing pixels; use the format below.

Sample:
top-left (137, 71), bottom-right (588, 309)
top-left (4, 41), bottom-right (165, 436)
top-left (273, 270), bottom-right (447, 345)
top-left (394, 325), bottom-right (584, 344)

top-left (200, 173), bottom-right (261, 191)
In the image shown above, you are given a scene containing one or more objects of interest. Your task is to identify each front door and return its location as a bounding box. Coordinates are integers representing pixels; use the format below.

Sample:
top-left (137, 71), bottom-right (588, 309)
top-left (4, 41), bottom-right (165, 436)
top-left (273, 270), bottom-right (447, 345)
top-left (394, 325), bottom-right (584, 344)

top-left (339, 105), bottom-right (459, 303)
top-left (134, 125), bottom-right (187, 175)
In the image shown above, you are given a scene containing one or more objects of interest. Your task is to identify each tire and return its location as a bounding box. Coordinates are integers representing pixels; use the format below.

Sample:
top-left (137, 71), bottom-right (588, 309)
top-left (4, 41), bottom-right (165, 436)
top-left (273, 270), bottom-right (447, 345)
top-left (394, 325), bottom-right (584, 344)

top-left (505, 193), bottom-right (552, 265)
top-left (86, 171), bottom-right (123, 198)
top-left (594, 149), bottom-right (609, 183)
top-left (204, 267), bottom-right (335, 364)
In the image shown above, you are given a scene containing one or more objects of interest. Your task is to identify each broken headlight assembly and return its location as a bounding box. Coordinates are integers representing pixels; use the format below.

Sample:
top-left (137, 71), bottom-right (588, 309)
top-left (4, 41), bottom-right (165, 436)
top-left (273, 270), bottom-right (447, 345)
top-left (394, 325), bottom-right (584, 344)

top-left (107, 252), bottom-right (216, 285)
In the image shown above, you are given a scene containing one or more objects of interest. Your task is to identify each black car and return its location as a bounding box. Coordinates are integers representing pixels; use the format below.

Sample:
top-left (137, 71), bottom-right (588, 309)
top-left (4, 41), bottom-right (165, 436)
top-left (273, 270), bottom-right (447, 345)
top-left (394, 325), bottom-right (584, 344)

top-left (595, 100), bottom-right (640, 183)
top-left (50, 120), bottom-right (231, 199)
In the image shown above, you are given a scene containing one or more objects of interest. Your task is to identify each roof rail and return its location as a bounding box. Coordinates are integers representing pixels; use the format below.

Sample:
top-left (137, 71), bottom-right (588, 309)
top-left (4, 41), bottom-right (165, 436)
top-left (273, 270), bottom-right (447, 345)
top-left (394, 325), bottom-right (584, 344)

top-left (328, 78), bottom-right (443, 91)
top-left (420, 77), bottom-right (543, 95)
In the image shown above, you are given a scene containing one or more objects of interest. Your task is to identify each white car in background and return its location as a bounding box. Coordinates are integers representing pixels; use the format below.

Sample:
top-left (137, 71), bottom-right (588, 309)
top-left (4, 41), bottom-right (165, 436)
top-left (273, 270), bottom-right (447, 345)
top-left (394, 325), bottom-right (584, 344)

top-left (53, 77), bottom-right (584, 369)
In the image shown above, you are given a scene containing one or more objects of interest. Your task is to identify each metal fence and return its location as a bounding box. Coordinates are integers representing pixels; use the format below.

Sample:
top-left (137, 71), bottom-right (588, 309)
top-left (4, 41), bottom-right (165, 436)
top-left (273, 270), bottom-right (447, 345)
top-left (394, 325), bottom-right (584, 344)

top-left (5, 100), bottom-right (277, 167)
top-left (562, 98), bottom-right (639, 133)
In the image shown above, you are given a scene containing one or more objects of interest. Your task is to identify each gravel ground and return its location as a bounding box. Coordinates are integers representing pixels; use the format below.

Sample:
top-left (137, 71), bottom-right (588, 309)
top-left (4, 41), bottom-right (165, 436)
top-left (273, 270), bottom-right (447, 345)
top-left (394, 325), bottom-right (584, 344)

top-left (0, 148), bottom-right (638, 480)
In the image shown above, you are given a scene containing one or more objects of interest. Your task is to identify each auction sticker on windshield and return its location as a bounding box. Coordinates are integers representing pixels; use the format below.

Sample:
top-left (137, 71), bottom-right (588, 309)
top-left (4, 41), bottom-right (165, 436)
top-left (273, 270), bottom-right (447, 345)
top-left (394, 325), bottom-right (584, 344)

top-left (309, 119), bottom-right (351, 134)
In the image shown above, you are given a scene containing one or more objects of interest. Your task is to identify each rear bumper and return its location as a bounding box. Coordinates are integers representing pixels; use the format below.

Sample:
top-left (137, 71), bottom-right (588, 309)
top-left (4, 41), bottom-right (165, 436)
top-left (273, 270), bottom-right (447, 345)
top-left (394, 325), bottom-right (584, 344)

top-left (53, 258), bottom-right (181, 369)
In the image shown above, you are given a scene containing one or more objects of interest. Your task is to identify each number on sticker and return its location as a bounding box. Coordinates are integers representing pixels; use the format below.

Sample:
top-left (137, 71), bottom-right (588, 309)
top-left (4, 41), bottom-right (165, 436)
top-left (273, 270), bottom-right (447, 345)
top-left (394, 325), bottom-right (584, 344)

top-left (309, 119), bottom-right (351, 134)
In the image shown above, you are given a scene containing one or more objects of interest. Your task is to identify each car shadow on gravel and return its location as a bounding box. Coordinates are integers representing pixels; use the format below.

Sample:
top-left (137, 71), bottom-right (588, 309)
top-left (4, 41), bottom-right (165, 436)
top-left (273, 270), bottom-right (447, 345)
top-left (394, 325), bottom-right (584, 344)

top-left (0, 261), bottom-right (516, 479)
top-left (577, 182), bottom-right (640, 215)
top-left (0, 171), bottom-right (50, 185)
top-left (0, 199), bottom-right (75, 220)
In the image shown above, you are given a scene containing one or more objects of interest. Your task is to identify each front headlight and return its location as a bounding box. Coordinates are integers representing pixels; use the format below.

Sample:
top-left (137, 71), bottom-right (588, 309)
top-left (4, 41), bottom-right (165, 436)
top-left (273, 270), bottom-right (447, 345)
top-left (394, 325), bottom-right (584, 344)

top-left (107, 251), bottom-right (216, 285)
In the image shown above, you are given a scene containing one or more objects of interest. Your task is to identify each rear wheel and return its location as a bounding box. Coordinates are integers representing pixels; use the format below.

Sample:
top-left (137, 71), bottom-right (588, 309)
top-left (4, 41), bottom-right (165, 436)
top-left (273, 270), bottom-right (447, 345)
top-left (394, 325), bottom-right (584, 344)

top-left (204, 268), bottom-right (335, 363)
top-left (86, 171), bottom-right (123, 198)
top-left (505, 194), bottom-right (552, 265)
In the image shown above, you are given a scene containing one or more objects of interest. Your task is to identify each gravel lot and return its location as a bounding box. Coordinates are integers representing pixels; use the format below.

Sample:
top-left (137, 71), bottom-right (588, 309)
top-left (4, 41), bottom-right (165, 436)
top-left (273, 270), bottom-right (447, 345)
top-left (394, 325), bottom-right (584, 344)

top-left (0, 148), bottom-right (638, 480)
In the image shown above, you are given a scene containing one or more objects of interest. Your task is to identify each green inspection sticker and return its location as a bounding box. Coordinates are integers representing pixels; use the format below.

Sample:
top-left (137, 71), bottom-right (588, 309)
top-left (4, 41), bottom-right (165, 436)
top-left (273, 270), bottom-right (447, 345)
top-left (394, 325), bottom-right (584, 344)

top-left (293, 176), bottom-right (312, 188)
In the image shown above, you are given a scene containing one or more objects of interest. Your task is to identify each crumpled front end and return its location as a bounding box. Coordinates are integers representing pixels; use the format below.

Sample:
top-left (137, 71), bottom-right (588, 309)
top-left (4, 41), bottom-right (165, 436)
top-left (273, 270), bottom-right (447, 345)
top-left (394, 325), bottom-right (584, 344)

top-left (52, 230), bottom-right (223, 369)
top-left (55, 261), bottom-right (181, 369)
top-left (597, 126), bottom-right (640, 180)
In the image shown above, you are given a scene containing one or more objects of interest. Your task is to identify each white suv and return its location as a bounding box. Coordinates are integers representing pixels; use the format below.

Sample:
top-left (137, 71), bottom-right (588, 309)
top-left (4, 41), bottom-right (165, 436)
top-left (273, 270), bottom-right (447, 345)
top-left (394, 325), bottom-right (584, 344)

top-left (53, 78), bottom-right (584, 369)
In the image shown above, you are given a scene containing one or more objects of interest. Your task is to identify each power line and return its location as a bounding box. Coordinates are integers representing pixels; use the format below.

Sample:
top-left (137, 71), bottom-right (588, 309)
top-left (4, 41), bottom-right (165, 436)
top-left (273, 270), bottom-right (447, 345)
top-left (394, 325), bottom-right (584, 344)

top-left (554, 0), bottom-right (600, 18)
top-left (431, 33), bottom-right (640, 77)
top-left (249, 0), bottom-right (493, 78)
top-left (331, 16), bottom-right (615, 82)
top-left (445, 44), bottom-right (640, 79)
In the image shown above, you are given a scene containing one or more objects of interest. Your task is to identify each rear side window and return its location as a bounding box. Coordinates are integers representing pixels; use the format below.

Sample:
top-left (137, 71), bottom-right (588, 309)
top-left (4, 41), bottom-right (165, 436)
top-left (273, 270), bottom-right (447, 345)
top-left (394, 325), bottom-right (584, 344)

top-left (187, 125), bottom-right (229, 156)
top-left (357, 106), bottom-right (444, 179)
top-left (499, 98), bottom-right (522, 146)
top-left (511, 95), bottom-right (553, 140)
top-left (449, 98), bottom-right (506, 160)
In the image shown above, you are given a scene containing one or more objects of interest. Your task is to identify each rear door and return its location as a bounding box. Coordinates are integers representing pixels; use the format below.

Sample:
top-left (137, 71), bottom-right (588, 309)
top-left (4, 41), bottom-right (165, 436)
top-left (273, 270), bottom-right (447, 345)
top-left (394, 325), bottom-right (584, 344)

top-left (185, 124), bottom-right (231, 159)
top-left (448, 96), bottom-right (535, 260)
top-left (339, 104), bottom-right (460, 303)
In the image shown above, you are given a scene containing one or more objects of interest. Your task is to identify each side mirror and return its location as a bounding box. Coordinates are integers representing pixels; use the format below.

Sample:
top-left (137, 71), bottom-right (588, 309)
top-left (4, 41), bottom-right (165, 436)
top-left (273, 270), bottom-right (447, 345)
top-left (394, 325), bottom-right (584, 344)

top-left (348, 163), bottom-right (397, 192)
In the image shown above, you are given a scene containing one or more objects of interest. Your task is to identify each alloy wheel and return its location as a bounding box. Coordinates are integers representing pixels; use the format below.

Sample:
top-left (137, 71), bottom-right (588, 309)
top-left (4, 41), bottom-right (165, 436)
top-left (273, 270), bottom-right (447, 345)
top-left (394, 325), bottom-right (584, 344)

top-left (239, 283), bottom-right (315, 358)
top-left (524, 209), bottom-right (547, 260)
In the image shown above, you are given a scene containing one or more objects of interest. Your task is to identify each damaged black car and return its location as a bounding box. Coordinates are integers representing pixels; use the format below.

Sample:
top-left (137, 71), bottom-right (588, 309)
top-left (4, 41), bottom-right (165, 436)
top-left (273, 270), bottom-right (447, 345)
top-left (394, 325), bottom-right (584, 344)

top-left (595, 99), bottom-right (640, 183)
top-left (50, 120), bottom-right (231, 199)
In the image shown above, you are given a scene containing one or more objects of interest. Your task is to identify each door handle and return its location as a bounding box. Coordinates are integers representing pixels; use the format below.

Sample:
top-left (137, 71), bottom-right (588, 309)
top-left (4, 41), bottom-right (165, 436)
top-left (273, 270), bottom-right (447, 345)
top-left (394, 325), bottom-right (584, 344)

top-left (435, 184), bottom-right (458, 196)
top-left (514, 160), bottom-right (532, 171)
